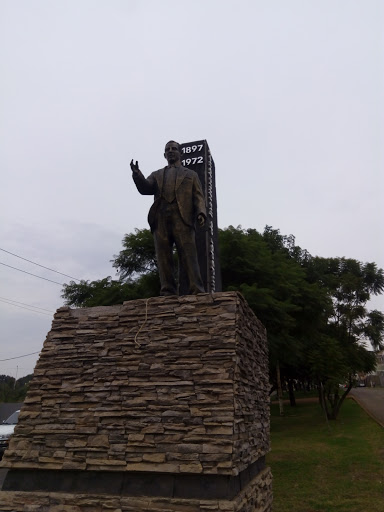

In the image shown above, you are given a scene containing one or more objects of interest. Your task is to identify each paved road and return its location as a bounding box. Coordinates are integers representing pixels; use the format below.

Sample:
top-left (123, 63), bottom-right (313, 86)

top-left (350, 387), bottom-right (384, 427)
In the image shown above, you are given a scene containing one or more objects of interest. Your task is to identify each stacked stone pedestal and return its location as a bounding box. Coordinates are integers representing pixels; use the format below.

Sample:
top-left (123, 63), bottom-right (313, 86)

top-left (0, 292), bottom-right (272, 511)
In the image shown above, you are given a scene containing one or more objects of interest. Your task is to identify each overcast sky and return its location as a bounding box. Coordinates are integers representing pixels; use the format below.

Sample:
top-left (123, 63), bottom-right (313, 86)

top-left (1, 0), bottom-right (383, 378)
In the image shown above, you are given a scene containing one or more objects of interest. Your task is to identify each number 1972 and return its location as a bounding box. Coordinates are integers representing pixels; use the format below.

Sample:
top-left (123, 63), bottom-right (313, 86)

top-left (182, 156), bottom-right (203, 166)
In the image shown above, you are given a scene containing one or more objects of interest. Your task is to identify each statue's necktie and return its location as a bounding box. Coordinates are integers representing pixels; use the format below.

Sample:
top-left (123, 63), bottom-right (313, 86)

top-left (163, 166), bottom-right (177, 203)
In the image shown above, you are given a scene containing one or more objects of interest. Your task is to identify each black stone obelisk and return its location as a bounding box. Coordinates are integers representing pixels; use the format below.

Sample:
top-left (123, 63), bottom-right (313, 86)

top-left (179, 140), bottom-right (222, 295)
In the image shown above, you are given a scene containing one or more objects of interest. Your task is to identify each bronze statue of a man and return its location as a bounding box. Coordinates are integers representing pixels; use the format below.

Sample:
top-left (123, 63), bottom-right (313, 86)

top-left (130, 141), bottom-right (206, 296)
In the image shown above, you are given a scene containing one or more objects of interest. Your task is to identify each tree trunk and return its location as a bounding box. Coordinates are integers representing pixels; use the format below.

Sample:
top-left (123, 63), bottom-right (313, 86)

top-left (327, 391), bottom-right (338, 420)
top-left (288, 379), bottom-right (296, 407)
top-left (276, 361), bottom-right (284, 416)
top-left (319, 383), bottom-right (330, 418)
top-left (332, 383), bottom-right (353, 419)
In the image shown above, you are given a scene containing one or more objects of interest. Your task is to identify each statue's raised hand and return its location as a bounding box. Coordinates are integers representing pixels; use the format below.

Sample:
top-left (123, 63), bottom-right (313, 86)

top-left (130, 159), bottom-right (140, 175)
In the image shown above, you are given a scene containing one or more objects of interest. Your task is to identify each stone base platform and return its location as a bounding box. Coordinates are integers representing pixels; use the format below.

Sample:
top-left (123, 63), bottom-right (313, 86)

top-left (0, 292), bottom-right (272, 511)
top-left (0, 468), bottom-right (272, 511)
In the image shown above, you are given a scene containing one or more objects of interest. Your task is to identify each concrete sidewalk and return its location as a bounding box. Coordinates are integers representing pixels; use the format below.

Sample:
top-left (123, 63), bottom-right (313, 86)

top-left (349, 387), bottom-right (384, 428)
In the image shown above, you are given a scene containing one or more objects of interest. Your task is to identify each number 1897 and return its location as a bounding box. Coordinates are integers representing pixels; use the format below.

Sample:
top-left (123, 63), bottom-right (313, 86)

top-left (182, 144), bottom-right (204, 154)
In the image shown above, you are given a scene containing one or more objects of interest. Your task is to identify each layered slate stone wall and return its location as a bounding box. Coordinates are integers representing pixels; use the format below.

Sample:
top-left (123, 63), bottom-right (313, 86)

top-left (0, 292), bottom-right (272, 511)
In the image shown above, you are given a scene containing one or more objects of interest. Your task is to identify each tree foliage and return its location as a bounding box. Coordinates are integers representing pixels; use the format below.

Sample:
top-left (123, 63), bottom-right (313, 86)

top-left (219, 226), bottom-right (328, 371)
top-left (305, 257), bottom-right (384, 349)
top-left (0, 374), bottom-right (33, 403)
top-left (301, 256), bottom-right (384, 418)
top-left (112, 229), bottom-right (157, 280)
top-left (218, 226), bottom-right (382, 418)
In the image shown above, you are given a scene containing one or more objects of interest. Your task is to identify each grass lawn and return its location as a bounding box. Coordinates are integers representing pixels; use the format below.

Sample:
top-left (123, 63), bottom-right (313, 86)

top-left (267, 397), bottom-right (383, 512)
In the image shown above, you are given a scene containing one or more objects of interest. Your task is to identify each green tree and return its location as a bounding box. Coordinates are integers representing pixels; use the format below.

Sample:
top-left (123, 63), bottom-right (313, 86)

top-left (219, 226), bottom-right (329, 411)
top-left (306, 258), bottom-right (384, 346)
top-left (364, 309), bottom-right (384, 351)
top-left (219, 228), bottom-right (383, 419)
top-left (112, 229), bottom-right (157, 280)
top-left (0, 374), bottom-right (32, 402)
top-left (303, 256), bottom-right (383, 419)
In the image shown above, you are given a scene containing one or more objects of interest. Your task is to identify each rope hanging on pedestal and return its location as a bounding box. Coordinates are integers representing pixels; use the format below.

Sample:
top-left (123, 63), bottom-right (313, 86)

top-left (134, 297), bottom-right (151, 347)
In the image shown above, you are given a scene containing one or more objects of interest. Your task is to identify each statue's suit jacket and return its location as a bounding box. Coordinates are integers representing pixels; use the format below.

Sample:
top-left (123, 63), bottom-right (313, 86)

top-left (132, 166), bottom-right (206, 232)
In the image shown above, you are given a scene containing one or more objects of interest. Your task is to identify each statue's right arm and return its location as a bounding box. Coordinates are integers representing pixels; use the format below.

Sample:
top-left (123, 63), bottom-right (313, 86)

top-left (130, 159), bottom-right (156, 195)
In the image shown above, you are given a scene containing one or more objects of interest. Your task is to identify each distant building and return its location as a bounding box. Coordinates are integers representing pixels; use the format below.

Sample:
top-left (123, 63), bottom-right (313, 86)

top-left (364, 351), bottom-right (384, 387)
top-left (374, 351), bottom-right (384, 386)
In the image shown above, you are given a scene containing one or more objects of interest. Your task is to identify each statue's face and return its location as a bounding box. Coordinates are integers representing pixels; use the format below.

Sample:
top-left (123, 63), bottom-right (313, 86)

top-left (164, 142), bottom-right (181, 165)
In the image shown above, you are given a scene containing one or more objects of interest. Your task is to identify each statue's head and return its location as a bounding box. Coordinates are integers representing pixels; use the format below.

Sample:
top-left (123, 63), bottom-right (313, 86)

top-left (164, 140), bottom-right (181, 165)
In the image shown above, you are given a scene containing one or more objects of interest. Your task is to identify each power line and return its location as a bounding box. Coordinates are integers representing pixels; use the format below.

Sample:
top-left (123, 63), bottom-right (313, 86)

top-left (0, 247), bottom-right (81, 281)
top-left (0, 296), bottom-right (53, 312)
top-left (0, 261), bottom-right (64, 285)
top-left (1, 367), bottom-right (35, 371)
top-left (0, 351), bottom-right (40, 362)
top-left (0, 298), bottom-right (53, 316)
